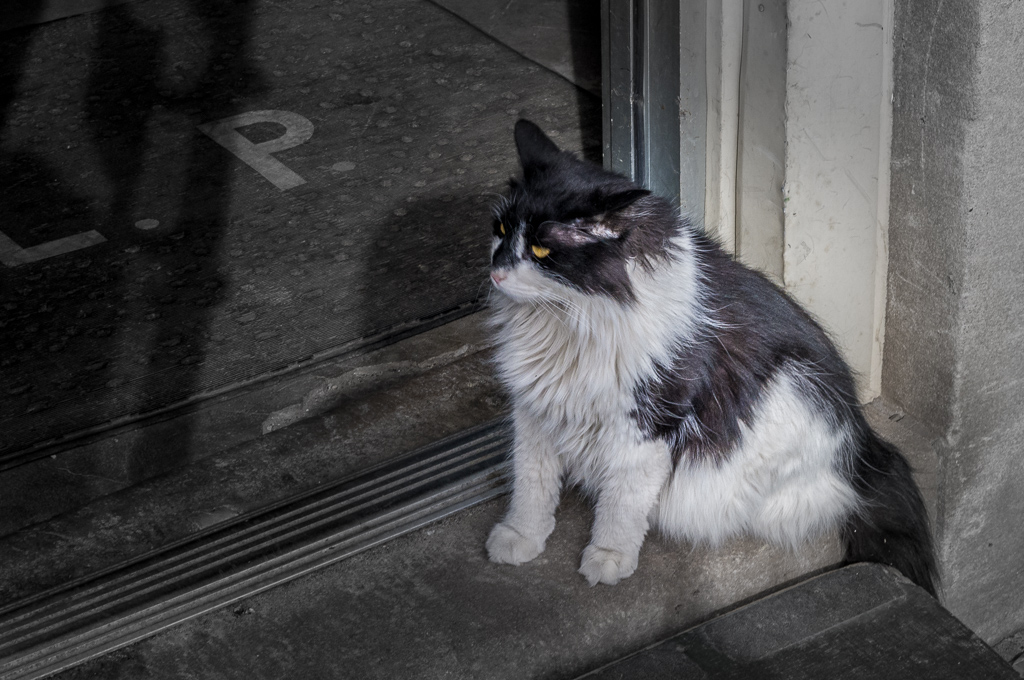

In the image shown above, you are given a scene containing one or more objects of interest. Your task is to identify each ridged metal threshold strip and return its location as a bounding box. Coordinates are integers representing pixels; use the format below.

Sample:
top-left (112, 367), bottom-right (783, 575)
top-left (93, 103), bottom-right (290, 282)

top-left (0, 420), bottom-right (511, 680)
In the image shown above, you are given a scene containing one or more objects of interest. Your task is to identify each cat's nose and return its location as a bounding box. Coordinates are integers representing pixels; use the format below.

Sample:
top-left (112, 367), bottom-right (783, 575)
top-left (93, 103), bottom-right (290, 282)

top-left (491, 271), bottom-right (507, 285)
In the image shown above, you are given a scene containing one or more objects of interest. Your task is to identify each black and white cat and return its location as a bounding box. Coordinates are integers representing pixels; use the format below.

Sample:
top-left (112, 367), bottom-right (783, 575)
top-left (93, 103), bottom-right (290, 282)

top-left (485, 119), bottom-right (937, 594)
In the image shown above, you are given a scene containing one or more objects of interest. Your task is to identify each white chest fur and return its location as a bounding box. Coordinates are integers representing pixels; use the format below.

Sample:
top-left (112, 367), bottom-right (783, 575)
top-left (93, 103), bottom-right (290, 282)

top-left (490, 244), bottom-right (702, 480)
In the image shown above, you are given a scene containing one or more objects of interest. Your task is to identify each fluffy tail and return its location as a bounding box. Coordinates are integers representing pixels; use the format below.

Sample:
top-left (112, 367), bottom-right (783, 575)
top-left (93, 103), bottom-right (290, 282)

top-left (842, 430), bottom-right (938, 596)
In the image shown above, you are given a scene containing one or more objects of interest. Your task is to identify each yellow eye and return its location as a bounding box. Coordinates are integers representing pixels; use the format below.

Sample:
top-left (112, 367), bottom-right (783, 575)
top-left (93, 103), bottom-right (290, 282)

top-left (499, 222), bottom-right (505, 235)
top-left (532, 245), bottom-right (550, 258)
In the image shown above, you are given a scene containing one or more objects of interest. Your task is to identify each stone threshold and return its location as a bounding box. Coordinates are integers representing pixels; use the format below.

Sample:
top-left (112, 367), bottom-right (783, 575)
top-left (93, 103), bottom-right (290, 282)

top-left (0, 309), bottom-right (947, 679)
top-left (0, 311), bottom-right (505, 600)
top-left (0, 421), bottom-right (510, 680)
top-left (0, 303), bottom-right (488, 538)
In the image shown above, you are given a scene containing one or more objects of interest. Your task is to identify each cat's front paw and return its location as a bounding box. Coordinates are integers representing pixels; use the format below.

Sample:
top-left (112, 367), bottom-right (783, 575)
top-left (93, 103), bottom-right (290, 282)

top-left (578, 544), bottom-right (638, 586)
top-left (486, 522), bottom-right (545, 565)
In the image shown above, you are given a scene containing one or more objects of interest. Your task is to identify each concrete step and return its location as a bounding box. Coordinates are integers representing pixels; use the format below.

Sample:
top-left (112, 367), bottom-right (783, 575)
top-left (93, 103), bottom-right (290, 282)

top-left (580, 564), bottom-right (1018, 680)
top-left (0, 420), bottom-right (512, 678)
top-left (0, 304), bottom-right (481, 538)
top-left (0, 312), bottom-right (503, 606)
top-left (41, 490), bottom-right (843, 679)
top-left (0, 302), bottom-right (945, 677)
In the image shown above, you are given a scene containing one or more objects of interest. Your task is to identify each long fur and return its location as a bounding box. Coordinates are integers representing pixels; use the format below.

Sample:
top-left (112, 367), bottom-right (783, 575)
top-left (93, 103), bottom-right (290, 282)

top-left (485, 120), bottom-right (937, 595)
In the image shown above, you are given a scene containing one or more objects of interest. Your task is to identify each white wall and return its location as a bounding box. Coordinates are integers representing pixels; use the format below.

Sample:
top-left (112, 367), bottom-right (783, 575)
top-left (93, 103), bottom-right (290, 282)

top-left (782, 0), bottom-right (894, 400)
top-left (704, 0), bottom-right (891, 399)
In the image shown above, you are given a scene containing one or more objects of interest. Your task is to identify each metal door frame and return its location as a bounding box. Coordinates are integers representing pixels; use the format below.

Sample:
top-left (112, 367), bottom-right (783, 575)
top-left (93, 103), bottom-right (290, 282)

top-left (601, 0), bottom-right (707, 222)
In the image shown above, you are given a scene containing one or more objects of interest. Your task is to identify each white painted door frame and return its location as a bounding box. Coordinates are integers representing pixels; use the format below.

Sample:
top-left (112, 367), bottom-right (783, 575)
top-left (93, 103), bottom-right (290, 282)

top-left (780, 0), bottom-right (894, 401)
top-left (605, 0), bottom-right (894, 401)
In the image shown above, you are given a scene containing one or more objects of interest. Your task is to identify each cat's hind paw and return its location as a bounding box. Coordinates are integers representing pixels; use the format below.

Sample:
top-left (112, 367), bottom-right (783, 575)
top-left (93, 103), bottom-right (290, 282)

top-left (486, 522), bottom-right (545, 565)
top-left (578, 544), bottom-right (638, 586)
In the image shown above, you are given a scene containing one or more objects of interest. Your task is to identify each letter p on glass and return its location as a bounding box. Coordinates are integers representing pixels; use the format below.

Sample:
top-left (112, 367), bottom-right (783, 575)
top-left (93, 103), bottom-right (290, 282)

top-left (198, 110), bottom-right (314, 191)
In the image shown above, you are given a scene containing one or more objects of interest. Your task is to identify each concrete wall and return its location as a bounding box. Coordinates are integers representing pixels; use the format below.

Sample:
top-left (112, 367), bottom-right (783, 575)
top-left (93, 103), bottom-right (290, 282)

top-left (885, 0), bottom-right (1024, 643)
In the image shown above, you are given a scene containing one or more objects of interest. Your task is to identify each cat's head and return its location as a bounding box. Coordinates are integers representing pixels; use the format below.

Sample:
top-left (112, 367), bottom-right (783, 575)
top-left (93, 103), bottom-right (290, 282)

top-left (490, 120), bottom-right (677, 305)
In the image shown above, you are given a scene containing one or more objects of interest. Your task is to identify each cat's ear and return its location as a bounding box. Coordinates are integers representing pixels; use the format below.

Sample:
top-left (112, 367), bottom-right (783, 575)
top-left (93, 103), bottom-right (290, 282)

top-left (537, 220), bottom-right (601, 249)
top-left (537, 219), bottom-right (627, 249)
top-left (514, 119), bottom-right (561, 170)
top-left (600, 188), bottom-right (651, 213)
